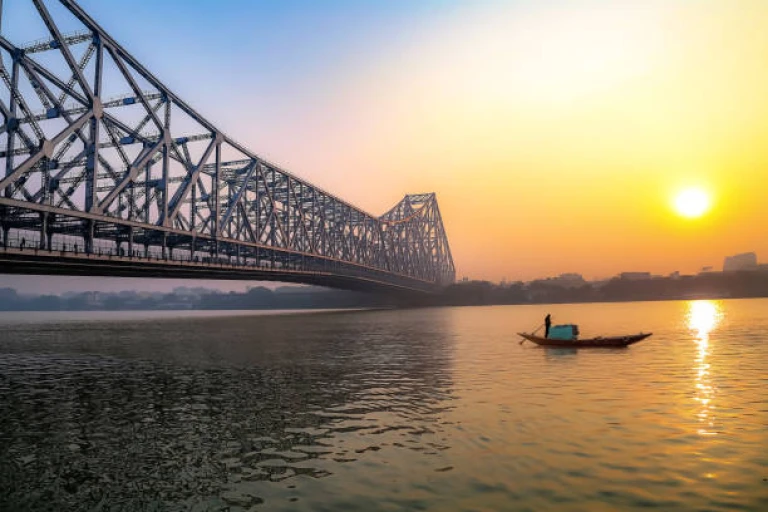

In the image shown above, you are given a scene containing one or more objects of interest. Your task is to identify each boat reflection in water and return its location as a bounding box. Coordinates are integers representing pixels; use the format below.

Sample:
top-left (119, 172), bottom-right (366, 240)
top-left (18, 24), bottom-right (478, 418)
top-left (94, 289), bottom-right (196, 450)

top-left (687, 300), bottom-right (722, 437)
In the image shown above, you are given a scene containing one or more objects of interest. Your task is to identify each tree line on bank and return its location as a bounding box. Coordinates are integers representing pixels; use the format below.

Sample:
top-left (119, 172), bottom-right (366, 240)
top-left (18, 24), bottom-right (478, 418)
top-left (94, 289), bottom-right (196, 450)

top-left (0, 271), bottom-right (767, 311)
top-left (429, 271), bottom-right (768, 306)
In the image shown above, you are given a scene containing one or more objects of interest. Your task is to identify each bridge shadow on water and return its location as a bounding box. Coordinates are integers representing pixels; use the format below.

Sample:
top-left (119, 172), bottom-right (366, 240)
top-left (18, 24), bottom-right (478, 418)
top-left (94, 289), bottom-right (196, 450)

top-left (0, 310), bottom-right (455, 510)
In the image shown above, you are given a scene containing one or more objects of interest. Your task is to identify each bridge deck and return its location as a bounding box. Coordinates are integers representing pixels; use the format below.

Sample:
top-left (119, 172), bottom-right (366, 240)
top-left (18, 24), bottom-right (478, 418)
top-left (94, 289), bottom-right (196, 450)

top-left (0, 245), bottom-right (438, 295)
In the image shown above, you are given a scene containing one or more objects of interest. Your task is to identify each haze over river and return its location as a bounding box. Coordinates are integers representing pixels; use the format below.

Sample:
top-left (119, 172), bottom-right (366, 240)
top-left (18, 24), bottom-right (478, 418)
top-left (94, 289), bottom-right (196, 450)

top-left (1, 300), bottom-right (766, 511)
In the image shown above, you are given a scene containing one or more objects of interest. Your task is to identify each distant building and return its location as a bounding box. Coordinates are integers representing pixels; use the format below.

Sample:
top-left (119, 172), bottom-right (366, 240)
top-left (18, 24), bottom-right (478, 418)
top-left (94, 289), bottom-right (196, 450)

top-left (83, 291), bottom-right (103, 307)
top-left (273, 286), bottom-right (314, 295)
top-left (620, 272), bottom-right (652, 281)
top-left (723, 252), bottom-right (758, 272)
top-left (548, 273), bottom-right (586, 288)
top-left (669, 271), bottom-right (680, 279)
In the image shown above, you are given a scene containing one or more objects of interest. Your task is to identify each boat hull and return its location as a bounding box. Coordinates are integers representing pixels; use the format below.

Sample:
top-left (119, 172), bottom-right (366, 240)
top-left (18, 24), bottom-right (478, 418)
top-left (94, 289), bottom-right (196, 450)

top-left (518, 332), bottom-right (652, 347)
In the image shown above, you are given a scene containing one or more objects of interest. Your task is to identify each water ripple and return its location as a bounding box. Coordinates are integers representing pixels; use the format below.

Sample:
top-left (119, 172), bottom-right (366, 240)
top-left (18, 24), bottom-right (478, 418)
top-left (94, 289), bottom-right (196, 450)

top-left (1, 300), bottom-right (767, 510)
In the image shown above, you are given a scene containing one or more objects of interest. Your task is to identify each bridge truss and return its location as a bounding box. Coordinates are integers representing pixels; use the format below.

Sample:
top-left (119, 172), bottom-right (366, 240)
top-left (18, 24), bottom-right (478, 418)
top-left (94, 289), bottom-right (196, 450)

top-left (0, 0), bottom-right (455, 293)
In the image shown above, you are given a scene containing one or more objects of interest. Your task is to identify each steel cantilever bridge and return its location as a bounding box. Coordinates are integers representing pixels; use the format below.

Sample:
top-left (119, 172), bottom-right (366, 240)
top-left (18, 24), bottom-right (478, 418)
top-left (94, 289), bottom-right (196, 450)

top-left (0, 0), bottom-right (455, 294)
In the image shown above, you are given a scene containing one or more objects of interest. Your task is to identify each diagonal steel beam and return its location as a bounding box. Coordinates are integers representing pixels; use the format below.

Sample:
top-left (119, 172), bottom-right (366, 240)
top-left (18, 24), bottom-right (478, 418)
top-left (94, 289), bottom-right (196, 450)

top-left (1, 40), bottom-right (90, 106)
top-left (103, 44), bottom-right (163, 133)
top-left (0, 59), bottom-right (45, 144)
top-left (58, 43), bottom-right (95, 106)
top-left (165, 137), bottom-right (218, 224)
top-left (237, 201), bottom-right (258, 243)
top-left (218, 160), bottom-right (256, 233)
top-left (94, 138), bottom-right (164, 214)
top-left (0, 110), bottom-right (91, 191)
top-left (31, 0), bottom-right (93, 100)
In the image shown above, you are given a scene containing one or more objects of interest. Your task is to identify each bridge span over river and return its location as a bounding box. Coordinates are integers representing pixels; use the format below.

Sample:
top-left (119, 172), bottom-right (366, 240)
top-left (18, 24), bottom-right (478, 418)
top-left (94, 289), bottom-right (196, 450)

top-left (0, 0), bottom-right (454, 294)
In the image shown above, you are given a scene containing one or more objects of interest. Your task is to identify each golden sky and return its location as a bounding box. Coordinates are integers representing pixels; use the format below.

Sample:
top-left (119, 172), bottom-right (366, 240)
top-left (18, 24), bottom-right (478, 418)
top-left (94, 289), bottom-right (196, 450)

top-left (231, 0), bottom-right (768, 281)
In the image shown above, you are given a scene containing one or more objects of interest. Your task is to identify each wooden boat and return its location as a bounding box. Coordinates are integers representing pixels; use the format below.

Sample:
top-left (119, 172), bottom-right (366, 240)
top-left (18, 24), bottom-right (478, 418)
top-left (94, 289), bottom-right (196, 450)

top-left (517, 332), bottom-right (652, 348)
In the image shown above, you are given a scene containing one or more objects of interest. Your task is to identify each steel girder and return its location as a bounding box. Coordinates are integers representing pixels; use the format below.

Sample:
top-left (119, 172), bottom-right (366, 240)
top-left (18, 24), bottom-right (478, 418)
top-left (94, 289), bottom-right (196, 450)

top-left (0, 0), bottom-right (455, 292)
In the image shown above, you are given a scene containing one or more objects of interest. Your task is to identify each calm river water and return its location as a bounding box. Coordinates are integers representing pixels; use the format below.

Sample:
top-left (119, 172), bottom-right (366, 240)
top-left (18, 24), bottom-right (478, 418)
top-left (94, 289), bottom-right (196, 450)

top-left (1, 300), bottom-right (766, 511)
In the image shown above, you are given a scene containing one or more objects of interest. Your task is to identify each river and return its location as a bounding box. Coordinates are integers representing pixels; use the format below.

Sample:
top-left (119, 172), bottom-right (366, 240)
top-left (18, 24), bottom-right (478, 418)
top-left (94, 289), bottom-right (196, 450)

top-left (1, 299), bottom-right (766, 511)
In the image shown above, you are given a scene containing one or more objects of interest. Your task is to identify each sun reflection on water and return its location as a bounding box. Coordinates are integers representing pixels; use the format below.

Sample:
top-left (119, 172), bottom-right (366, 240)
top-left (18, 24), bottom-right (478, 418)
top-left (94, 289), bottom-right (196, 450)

top-left (687, 300), bottom-right (722, 436)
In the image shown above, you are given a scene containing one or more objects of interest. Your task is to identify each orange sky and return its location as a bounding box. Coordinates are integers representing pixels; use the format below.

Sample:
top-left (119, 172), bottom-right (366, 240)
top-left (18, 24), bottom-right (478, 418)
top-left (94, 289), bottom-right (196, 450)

top-left (227, 0), bottom-right (768, 282)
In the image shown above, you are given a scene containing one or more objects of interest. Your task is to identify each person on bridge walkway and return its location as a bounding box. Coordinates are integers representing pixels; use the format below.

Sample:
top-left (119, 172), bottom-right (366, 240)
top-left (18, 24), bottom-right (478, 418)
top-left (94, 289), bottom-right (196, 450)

top-left (544, 314), bottom-right (552, 338)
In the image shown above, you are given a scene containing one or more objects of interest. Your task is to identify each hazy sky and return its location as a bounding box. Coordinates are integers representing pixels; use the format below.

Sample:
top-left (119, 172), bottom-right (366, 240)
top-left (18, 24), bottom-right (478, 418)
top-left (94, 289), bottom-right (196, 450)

top-left (2, 0), bottom-right (767, 290)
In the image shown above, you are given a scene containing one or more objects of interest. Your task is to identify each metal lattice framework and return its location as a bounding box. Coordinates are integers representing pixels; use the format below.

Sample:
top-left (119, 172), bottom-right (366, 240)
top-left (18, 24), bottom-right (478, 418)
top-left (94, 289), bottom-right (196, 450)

top-left (0, 0), bottom-right (455, 293)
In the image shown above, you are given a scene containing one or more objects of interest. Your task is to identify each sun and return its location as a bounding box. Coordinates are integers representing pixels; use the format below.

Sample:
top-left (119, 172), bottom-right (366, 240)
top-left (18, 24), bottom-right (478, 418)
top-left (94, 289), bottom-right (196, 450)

top-left (674, 188), bottom-right (711, 218)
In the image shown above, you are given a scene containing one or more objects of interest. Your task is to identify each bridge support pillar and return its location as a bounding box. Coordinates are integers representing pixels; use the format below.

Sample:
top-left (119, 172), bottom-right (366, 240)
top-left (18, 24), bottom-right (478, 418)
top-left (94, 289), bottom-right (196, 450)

top-left (127, 228), bottom-right (133, 257)
top-left (46, 223), bottom-right (53, 252)
top-left (0, 205), bottom-right (4, 248)
top-left (84, 220), bottom-right (94, 254)
top-left (39, 212), bottom-right (47, 250)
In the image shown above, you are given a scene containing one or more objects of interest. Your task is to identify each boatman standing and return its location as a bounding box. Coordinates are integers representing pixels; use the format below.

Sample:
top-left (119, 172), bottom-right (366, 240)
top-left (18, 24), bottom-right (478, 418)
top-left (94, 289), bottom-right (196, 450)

top-left (544, 314), bottom-right (551, 338)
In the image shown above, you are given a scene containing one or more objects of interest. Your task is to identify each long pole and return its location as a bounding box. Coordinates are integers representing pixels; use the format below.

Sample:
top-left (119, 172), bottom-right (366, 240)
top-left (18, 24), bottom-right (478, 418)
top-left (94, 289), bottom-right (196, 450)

top-left (520, 322), bottom-right (545, 345)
